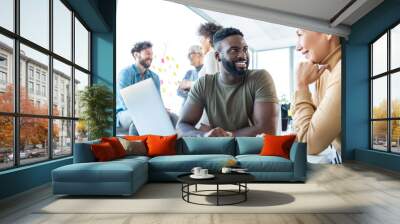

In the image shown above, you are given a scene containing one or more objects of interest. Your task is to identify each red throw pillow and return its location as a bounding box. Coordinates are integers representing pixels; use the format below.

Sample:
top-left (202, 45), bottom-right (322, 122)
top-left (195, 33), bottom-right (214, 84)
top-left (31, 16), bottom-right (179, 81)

top-left (260, 134), bottom-right (297, 159)
top-left (146, 134), bottom-right (177, 157)
top-left (91, 142), bottom-right (117, 161)
top-left (101, 137), bottom-right (126, 158)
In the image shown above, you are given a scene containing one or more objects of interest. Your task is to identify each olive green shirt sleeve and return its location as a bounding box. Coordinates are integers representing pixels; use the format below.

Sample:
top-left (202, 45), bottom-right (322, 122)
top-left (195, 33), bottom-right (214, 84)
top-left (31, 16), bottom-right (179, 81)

top-left (186, 76), bottom-right (206, 106)
top-left (254, 70), bottom-right (279, 103)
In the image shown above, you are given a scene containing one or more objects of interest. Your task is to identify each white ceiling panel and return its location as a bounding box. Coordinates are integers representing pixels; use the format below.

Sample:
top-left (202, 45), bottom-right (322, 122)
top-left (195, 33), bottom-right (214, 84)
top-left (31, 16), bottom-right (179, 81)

top-left (166, 0), bottom-right (384, 37)
top-left (224, 0), bottom-right (352, 21)
top-left (195, 8), bottom-right (297, 51)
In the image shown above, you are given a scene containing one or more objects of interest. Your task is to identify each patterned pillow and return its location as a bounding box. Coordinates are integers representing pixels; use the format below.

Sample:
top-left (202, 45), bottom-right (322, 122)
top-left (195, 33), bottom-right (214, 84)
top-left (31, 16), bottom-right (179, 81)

top-left (118, 137), bottom-right (147, 156)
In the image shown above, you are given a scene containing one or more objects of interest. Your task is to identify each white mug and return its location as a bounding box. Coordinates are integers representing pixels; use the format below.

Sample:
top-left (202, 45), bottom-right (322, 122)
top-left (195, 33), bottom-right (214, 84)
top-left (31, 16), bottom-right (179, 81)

top-left (221, 167), bottom-right (232, 174)
top-left (191, 167), bottom-right (202, 176)
top-left (200, 169), bottom-right (208, 176)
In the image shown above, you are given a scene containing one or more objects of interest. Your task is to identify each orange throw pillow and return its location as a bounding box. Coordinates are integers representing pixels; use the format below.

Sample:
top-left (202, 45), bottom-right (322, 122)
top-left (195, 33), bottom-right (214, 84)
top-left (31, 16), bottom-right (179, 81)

top-left (91, 142), bottom-right (117, 161)
top-left (146, 134), bottom-right (177, 157)
top-left (260, 134), bottom-right (297, 159)
top-left (101, 137), bottom-right (127, 158)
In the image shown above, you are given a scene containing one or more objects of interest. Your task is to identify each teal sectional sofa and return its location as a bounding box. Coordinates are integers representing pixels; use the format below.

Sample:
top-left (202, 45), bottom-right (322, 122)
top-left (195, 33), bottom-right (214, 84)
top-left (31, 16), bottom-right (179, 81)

top-left (52, 137), bottom-right (307, 196)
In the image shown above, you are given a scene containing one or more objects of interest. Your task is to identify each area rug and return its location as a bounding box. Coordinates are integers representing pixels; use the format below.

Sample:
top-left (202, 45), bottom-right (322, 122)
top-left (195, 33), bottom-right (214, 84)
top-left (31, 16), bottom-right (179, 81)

top-left (37, 183), bottom-right (362, 214)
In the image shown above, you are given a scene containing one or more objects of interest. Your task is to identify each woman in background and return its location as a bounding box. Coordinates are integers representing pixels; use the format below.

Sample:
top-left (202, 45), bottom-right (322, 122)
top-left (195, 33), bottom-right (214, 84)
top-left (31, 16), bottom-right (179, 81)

top-left (197, 22), bottom-right (222, 77)
top-left (196, 22), bottom-right (223, 130)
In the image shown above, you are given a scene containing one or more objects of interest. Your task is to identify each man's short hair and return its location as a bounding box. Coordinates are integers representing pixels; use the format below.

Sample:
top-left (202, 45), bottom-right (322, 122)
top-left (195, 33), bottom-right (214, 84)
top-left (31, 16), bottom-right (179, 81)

top-left (131, 41), bottom-right (152, 54)
top-left (198, 22), bottom-right (223, 47)
top-left (213, 28), bottom-right (244, 48)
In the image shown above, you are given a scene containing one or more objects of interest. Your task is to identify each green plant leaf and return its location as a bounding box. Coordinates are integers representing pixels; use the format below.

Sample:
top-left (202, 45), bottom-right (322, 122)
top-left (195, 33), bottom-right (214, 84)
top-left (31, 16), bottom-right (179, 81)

top-left (79, 84), bottom-right (113, 140)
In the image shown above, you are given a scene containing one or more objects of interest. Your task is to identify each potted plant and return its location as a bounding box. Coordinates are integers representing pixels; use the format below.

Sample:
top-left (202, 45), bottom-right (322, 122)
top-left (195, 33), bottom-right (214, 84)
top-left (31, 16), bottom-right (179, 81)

top-left (79, 84), bottom-right (113, 140)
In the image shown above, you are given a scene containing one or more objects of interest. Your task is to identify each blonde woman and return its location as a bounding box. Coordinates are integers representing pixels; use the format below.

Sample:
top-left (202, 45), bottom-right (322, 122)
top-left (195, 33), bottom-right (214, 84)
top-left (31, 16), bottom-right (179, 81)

top-left (292, 29), bottom-right (341, 163)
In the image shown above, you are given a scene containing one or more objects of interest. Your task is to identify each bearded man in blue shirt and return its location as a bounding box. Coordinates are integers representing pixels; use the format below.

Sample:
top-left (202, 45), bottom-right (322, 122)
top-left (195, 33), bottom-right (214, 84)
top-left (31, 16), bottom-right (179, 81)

top-left (116, 41), bottom-right (178, 135)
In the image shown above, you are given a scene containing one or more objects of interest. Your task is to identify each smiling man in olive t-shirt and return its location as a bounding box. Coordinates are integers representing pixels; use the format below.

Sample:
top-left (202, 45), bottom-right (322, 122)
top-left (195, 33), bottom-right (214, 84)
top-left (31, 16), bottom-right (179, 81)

top-left (177, 27), bottom-right (279, 137)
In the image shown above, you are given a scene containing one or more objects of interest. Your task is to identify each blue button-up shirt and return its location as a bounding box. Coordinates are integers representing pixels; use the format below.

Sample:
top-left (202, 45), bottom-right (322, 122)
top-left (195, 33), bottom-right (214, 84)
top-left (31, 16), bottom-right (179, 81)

top-left (116, 64), bottom-right (161, 127)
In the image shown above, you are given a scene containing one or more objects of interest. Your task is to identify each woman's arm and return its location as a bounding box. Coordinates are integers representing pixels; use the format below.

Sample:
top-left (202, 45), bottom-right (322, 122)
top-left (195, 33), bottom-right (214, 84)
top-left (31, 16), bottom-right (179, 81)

top-left (292, 75), bottom-right (341, 155)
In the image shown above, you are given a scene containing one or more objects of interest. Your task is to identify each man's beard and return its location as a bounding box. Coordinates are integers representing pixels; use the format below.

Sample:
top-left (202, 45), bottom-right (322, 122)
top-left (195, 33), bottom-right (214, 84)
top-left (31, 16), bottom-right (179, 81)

top-left (139, 59), bottom-right (152, 69)
top-left (221, 57), bottom-right (248, 77)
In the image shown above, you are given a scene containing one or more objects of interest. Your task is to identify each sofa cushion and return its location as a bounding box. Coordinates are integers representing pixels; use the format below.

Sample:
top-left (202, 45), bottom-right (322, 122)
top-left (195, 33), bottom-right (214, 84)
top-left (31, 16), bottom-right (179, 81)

top-left (178, 137), bottom-right (235, 155)
top-left (236, 137), bottom-right (263, 155)
top-left (236, 155), bottom-right (293, 172)
top-left (148, 154), bottom-right (235, 172)
top-left (115, 155), bottom-right (150, 163)
top-left (52, 158), bottom-right (147, 183)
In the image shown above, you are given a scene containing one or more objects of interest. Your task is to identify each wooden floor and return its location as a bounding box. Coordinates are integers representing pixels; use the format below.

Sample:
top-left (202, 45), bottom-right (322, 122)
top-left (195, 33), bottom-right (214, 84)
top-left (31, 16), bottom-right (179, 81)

top-left (1, 162), bottom-right (400, 224)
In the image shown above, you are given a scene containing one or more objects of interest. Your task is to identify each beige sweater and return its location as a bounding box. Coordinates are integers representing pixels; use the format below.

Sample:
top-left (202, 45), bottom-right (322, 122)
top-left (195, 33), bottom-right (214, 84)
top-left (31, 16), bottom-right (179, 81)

top-left (292, 46), bottom-right (341, 155)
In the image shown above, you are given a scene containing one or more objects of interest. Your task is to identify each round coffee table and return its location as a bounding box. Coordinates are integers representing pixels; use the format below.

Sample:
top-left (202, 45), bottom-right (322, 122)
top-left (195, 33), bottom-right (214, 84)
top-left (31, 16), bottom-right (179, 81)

top-left (177, 173), bottom-right (255, 206)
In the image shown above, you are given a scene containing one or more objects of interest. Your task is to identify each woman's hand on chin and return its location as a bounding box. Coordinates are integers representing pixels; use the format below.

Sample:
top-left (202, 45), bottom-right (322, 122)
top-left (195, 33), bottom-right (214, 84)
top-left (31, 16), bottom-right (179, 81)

top-left (296, 61), bottom-right (327, 90)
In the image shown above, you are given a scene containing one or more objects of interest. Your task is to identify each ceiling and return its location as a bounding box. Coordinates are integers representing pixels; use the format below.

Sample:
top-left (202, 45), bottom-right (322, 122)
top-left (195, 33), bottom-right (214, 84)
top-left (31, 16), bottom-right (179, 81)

top-left (166, 0), bottom-right (384, 37)
top-left (191, 8), bottom-right (297, 51)
top-left (222, 0), bottom-right (365, 25)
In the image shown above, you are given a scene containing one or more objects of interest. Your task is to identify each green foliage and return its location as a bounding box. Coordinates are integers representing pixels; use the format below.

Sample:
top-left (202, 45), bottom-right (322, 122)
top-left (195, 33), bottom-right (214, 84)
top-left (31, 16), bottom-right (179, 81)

top-left (372, 99), bottom-right (400, 141)
top-left (79, 84), bottom-right (113, 140)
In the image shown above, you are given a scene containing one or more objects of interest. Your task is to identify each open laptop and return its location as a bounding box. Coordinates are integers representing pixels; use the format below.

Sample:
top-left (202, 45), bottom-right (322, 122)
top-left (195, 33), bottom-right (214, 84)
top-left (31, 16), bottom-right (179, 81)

top-left (120, 79), bottom-right (176, 136)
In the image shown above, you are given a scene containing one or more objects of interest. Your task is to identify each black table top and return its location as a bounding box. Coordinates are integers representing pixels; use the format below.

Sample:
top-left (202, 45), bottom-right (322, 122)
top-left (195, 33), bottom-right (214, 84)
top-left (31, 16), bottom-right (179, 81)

top-left (177, 172), bottom-right (255, 185)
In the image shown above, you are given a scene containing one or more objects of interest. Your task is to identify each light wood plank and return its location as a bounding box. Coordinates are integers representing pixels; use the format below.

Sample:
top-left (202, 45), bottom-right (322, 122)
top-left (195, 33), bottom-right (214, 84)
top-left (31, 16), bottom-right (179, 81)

top-left (1, 162), bottom-right (400, 224)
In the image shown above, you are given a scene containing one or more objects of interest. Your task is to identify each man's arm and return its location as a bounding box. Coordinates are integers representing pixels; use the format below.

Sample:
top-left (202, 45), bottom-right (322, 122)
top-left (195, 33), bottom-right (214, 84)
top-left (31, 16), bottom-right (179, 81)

top-left (116, 69), bottom-right (132, 113)
top-left (177, 82), bottom-right (189, 98)
top-left (232, 102), bottom-right (279, 137)
top-left (176, 101), bottom-right (206, 137)
top-left (177, 102), bottom-right (231, 137)
top-left (232, 70), bottom-right (279, 137)
top-left (177, 71), bottom-right (194, 98)
top-left (153, 74), bottom-right (161, 93)
top-left (177, 87), bottom-right (189, 98)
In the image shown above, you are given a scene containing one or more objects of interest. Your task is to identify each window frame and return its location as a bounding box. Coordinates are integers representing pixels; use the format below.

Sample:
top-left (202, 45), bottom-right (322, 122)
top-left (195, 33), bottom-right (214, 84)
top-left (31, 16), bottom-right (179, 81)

top-left (0, 53), bottom-right (8, 90)
top-left (0, 71), bottom-right (7, 85)
top-left (0, 0), bottom-right (91, 171)
top-left (370, 20), bottom-right (400, 154)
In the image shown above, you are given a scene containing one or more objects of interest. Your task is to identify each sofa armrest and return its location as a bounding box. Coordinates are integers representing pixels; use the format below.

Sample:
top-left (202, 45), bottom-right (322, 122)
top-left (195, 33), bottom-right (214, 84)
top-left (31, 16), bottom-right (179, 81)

top-left (73, 140), bottom-right (100, 163)
top-left (289, 142), bottom-right (307, 181)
